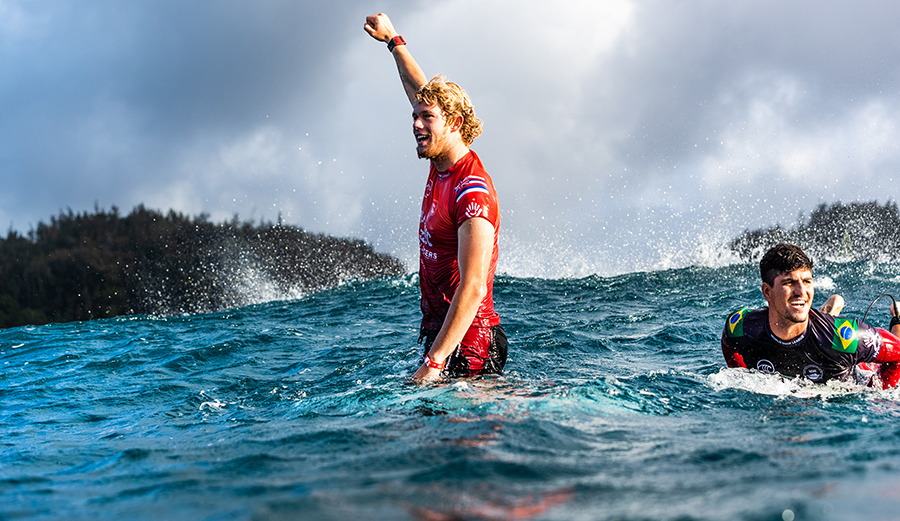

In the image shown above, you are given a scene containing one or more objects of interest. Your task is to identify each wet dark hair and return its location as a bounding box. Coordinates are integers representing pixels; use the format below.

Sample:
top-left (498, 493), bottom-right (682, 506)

top-left (759, 243), bottom-right (813, 285)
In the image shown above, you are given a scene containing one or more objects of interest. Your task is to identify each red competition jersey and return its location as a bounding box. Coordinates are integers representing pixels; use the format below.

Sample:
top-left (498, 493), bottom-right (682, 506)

top-left (418, 150), bottom-right (501, 340)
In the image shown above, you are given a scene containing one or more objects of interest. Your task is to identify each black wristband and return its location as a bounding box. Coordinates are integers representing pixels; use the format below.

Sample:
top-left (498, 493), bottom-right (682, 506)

top-left (890, 315), bottom-right (900, 329)
top-left (387, 35), bottom-right (406, 52)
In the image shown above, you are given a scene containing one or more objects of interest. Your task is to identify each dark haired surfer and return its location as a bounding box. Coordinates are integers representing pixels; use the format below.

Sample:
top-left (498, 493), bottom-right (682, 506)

top-left (722, 243), bottom-right (900, 388)
top-left (364, 13), bottom-right (506, 381)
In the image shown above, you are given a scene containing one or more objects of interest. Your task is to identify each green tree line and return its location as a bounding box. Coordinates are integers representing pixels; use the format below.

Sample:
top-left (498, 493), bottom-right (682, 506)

top-left (0, 205), bottom-right (405, 328)
top-left (730, 200), bottom-right (900, 262)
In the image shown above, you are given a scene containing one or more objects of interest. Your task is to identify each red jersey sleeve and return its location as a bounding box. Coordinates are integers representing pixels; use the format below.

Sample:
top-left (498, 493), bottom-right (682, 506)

top-left (450, 153), bottom-right (499, 229)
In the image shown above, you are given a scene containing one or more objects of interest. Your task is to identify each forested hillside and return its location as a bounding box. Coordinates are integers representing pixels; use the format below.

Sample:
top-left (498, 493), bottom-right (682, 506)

top-left (0, 206), bottom-right (405, 328)
top-left (730, 200), bottom-right (900, 262)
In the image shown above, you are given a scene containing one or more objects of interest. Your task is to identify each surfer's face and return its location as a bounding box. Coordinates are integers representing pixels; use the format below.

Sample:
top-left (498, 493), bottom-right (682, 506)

top-left (763, 268), bottom-right (814, 328)
top-left (412, 102), bottom-right (454, 161)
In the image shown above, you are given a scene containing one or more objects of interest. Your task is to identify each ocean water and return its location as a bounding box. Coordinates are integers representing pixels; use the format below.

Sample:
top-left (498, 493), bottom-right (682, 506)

top-left (4, 259), bottom-right (900, 521)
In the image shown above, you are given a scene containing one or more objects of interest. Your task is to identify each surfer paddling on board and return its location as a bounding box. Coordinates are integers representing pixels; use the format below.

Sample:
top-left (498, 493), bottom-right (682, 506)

top-left (364, 13), bottom-right (506, 381)
top-left (722, 243), bottom-right (900, 389)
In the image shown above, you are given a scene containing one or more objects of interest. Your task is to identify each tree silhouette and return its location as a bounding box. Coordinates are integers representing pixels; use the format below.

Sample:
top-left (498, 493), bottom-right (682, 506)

top-left (730, 201), bottom-right (900, 263)
top-left (0, 206), bottom-right (405, 328)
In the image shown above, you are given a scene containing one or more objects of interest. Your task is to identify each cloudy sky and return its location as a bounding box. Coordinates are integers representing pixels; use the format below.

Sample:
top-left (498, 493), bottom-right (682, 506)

top-left (3, 1), bottom-right (900, 277)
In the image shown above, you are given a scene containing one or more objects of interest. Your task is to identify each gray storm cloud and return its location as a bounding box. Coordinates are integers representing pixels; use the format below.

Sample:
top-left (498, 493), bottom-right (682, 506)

top-left (2, 0), bottom-right (899, 277)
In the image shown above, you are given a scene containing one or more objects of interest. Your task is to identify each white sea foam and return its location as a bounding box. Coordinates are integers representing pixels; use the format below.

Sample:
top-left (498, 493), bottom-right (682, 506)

top-left (498, 229), bottom-right (744, 279)
top-left (708, 366), bottom-right (874, 399)
top-left (815, 275), bottom-right (835, 292)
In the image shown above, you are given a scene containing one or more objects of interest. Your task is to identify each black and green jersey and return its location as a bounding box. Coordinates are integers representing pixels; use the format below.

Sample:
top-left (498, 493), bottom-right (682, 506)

top-left (721, 307), bottom-right (883, 383)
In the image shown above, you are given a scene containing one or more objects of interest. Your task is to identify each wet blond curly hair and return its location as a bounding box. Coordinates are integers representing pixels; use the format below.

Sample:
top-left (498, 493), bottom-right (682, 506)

top-left (416, 75), bottom-right (483, 146)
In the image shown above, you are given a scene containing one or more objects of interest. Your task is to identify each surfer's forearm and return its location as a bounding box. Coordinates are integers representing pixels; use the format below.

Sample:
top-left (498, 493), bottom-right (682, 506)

top-left (364, 13), bottom-right (427, 106)
top-left (412, 301), bottom-right (478, 380)
top-left (430, 220), bottom-right (492, 356)
top-left (412, 290), bottom-right (483, 380)
top-left (411, 297), bottom-right (484, 380)
top-left (412, 218), bottom-right (493, 380)
top-left (392, 46), bottom-right (428, 106)
top-left (428, 283), bottom-right (486, 363)
top-left (819, 294), bottom-right (844, 315)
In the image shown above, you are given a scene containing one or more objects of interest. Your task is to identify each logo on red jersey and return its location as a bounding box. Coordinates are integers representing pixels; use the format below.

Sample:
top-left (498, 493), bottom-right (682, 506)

top-left (464, 201), bottom-right (484, 219)
top-left (419, 226), bottom-right (433, 248)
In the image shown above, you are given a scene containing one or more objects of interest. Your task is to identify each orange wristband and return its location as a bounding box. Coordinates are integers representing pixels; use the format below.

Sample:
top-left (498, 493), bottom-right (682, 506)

top-left (425, 355), bottom-right (444, 370)
top-left (387, 35), bottom-right (406, 52)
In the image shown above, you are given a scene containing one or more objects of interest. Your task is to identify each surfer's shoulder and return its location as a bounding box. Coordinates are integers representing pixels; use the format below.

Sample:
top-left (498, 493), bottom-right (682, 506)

top-left (724, 307), bottom-right (765, 338)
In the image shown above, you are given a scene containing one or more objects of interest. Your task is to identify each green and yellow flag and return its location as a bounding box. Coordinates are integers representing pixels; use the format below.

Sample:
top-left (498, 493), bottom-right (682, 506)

top-left (831, 318), bottom-right (859, 354)
top-left (726, 308), bottom-right (752, 338)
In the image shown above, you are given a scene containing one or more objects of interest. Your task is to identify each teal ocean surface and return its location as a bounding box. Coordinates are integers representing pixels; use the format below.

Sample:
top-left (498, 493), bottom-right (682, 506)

top-left (4, 260), bottom-right (900, 520)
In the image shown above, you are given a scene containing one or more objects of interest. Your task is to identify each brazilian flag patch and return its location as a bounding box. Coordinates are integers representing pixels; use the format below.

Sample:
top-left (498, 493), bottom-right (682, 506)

top-left (726, 308), bottom-right (751, 337)
top-left (831, 318), bottom-right (859, 354)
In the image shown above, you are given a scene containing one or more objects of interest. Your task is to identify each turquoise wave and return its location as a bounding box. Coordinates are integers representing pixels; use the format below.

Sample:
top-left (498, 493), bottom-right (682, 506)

top-left (3, 262), bottom-right (900, 520)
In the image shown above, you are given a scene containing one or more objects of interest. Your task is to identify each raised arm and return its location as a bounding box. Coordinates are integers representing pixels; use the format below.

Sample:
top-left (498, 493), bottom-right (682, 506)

top-left (364, 13), bottom-right (428, 106)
